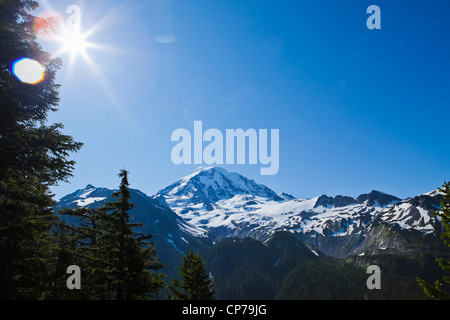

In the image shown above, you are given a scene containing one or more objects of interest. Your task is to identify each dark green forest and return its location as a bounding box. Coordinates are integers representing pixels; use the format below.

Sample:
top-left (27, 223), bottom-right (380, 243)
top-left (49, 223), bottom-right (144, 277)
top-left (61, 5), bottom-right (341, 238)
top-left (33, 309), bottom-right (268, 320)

top-left (203, 232), bottom-right (449, 300)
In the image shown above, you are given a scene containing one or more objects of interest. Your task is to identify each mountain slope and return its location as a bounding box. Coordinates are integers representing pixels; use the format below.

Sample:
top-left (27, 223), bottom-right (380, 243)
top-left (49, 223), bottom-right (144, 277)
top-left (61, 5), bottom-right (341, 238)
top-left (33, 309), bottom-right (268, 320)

top-left (55, 184), bottom-right (211, 277)
top-left (204, 231), bottom-right (319, 299)
top-left (378, 190), bottom-right (442, 233)
top-left (301, 190), bottom-right (444, 257)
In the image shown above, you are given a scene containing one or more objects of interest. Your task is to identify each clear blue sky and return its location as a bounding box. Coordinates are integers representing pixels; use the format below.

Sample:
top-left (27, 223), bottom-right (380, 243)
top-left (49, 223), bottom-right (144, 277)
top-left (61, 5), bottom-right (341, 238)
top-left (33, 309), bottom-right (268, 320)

top-left (38, 0), bottom-right (450, 200)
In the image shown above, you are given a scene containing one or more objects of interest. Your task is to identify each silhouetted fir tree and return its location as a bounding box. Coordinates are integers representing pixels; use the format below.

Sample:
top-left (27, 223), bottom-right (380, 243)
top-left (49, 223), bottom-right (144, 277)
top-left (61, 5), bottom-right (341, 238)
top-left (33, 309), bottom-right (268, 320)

top-left (94, 170), bottom-right (165, 300)
top-left (48, 207), bottom-right (104, 299)
top-left (417, 181), bottom-right (450, 300)
top-left (48, 208), bottom-right (103, 300)
top-left (48, 221), bottom-right (79, 299)
top-left (169, 250), bottom-right (215, 300)
top-left (0, 0), bottom-right (82, 299)
top-left (64, 207), bottom-right (106, 300)
top-left (53, 176), bottom-right (166, 300)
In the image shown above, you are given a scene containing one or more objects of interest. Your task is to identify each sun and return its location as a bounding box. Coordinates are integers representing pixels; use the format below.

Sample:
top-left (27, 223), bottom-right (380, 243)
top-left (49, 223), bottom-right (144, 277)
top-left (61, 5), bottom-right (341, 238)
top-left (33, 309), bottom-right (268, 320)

top-left (53, 26), bottom-right (92, 59)
top-left (33, 9), bottom-right (92, 59)
top-left (59, 29), bottom-right (89, 57)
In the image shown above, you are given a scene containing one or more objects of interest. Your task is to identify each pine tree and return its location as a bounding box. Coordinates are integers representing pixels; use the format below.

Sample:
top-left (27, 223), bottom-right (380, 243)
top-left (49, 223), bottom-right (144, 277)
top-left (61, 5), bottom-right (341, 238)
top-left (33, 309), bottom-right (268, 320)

top-left (417, 181), bottom-right (450, 300)
top-left (169, 251), bottom-right (215, 300)
top-left (52, 172), bottom-right (166, 300)
top-left (47, 209), bottom-right (102, 300)
top-left (49, 206), bottom-right (107, 300)
top-left (48, 221), bottom-right (79, 300)
top-left (95, 170), bottom-right (164, 300)
top-left (0, 0), bottom-right (82, 299)
top-left (64, 207), bottom-right (106, 300)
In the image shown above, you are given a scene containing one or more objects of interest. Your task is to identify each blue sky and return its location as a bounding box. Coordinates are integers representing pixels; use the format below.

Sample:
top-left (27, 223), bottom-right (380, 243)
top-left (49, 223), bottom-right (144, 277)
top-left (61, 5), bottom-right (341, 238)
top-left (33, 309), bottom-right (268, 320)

top-left (37, 0), bottom-right (450, 200)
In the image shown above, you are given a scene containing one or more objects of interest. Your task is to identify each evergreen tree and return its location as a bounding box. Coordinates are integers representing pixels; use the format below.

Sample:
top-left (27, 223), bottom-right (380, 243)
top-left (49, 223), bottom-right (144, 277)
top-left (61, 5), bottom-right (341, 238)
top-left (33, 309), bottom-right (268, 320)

top-left (0, 0), bottom-right (82, 299)
top-left (417, 181), bottom-right (450, 300)
top-left (169, 251), bottom-right (215, 300)
top-left (51, 172), bottom-right (166, 300)
top-left (48, 221), bottom-right (79, 299)
top-left (64, 207), bottom-right (107, 300)
top-left (48, 209), bottom-right (101, 300)
top-left (95, 170), bottom-right (164, 300)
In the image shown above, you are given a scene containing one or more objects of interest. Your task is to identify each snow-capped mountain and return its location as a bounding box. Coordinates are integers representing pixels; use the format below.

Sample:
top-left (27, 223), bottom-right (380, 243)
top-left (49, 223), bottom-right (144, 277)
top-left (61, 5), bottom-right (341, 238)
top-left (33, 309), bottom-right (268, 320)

top-left (156, 166), bottom-right (282, 206)
top-left (55, 167), bottom-right (445, 259)
top-left (56, 184), bottom-right (111, 208)
top-left (153, 167), bottom-right (405, 240)
top-left (378, 189), bottom-right (443, 233)
top-left (152, 167), bottom-right (444, 257)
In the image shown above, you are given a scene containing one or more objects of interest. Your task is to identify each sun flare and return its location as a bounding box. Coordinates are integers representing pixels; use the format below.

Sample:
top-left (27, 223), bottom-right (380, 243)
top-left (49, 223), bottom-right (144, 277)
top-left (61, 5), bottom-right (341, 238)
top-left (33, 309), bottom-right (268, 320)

top-left (34, 1), bottom-right (138, 124)
top-left (59, 29), bottom-right (88, 57)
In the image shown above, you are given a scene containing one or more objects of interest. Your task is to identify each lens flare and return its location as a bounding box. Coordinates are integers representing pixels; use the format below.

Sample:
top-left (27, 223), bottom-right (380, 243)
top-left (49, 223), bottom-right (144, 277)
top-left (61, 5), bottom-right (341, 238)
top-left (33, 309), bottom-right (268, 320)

top-left (12, 58), bottom-right (45, 84)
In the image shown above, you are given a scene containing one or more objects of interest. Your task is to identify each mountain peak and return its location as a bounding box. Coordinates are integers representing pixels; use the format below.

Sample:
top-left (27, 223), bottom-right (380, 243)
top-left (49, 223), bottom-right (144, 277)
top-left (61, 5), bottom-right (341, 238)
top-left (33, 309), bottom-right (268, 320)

top-left (312, 194), bottom-right (357, 208)
top-left (85, 184), bottom-right (96, 189)
top-left (356, 190), bottom-right (400, 207)
top-left (193, 166), bottom-right (217, 173)
top-left (157, 166), bottom-right (283, 206)
top-left (279, 192), bottom-right (296, 200)
top-left (314, 194), bottom-right (334, 208)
